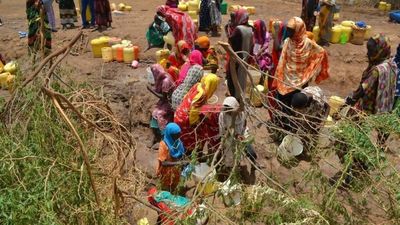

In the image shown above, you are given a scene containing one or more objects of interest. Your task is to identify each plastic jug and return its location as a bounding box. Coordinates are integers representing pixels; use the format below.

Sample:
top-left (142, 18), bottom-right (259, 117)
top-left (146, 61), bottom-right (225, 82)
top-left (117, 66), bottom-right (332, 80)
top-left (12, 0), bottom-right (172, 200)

top-left (364, 25), bottom-right (372, 40)
top-left (341, 26), bottom-right (352, 43)
top-left (163, 32), bottom-right (175, 46)
top-left (91, 37), bottom-right (109, 58)
top-left (351, 26), bottom-right (366, 45)
top-left (133, 46), bottom-right (140, 60)
top-left (178, 3), bottom-right (188, 11)
top-left (116, 46), bottom-right (124, 62)
top-left (330, 25), bottom-right (342, 44)
top-left (250, 85), bottom-right (265, 107)
top-left (386, 3), bottom-right (391, 11)
top-left (328, 96), bottom-right (345, 116)
top-left (313, 26), bottom-right (320, 42)
top-left (112, 44), bottom-right (121, 60)
top-left (188, 1), bottom-right (199, 12)
top-left (341, 20), bottom-right (355, 27)
top-left (101, 47), bottom-right (113, 62)
top-left (244, 6), bottom-right (256, 15)
top-left (156, 49), bottom-right (170, 63)
top-left (379, 1), bottom-right (387, 11)
top-left (220, 1), bottom-right (228, 15)
top-left (123, 47), bottom-right (134, 63)
top-left (188, 10), bottom-right (198, 20)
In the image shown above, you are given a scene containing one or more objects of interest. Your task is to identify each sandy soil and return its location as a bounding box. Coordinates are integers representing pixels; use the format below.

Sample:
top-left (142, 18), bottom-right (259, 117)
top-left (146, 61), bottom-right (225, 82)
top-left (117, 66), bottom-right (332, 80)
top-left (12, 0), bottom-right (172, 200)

top-left (0, 0), bottom-right (399, 224)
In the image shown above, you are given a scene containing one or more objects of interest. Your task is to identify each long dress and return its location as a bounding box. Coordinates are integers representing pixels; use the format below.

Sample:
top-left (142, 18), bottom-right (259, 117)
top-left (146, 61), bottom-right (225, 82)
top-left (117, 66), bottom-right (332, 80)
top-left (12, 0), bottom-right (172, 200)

top-left (26, 0), bottom-right (52, 52)
top-left (301, 0), bottom-right (319, 31)
top-left (94, 0), bottom-right (112, 27)
top-left (58, 0), bottom-right (77, 26)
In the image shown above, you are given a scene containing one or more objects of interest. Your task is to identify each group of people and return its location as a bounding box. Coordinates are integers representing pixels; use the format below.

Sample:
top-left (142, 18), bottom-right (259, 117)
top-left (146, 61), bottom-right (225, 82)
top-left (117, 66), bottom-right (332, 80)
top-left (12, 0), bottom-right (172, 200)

top-left (26, 0), bottom-right (113, 53)
top-left (148, 0), bottom-right (400, 195)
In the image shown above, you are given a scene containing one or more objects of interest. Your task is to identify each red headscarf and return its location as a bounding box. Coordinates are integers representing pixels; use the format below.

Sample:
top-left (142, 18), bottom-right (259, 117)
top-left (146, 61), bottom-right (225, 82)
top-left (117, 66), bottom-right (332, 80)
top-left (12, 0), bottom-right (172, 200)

top-left (253, 20), bottom-right (267, 45)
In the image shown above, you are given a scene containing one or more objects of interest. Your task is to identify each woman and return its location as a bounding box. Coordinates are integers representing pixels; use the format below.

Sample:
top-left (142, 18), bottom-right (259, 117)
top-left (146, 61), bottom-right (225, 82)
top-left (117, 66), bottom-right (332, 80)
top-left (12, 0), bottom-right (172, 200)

top-left (43, 0), bottom-right (57, 31)
top-left (171, 52), bottom-right (204, 110)
top-left (177, 50), bottom-right (203, 86)
top-left (168, 40), bottom-right (191, 69)
top-left (199, 0), bottom-right (222, 36)
top-left (318, 0), bottom-right (335, 46)
top-left (156, 123), bottom-right (186, 192)
top-left (174, 74), bottom-right (220, 153)
top-left (56, 0), bottom-right (77, 29)
top-left (219, 97), bottom-right (257, 171)
top-left (346, 34), bottom-right (397, 114)
top-left (148, 64), bottom-right (176, 147)
top-left (195, 36), bottom-right (219, 73)
top-left (26, 0), bottom-right (52, 54)
top-left (81, 0), bottom-right (95, 28)
top-left (301, 0), bottom-right (320, 31)
top-left (94, 0), bottom-right (112, 30)
top-left (273, 17), bottom-right (329, 132)
top-left (253, 20), bottom-right (273, 85)
top-left (226, 9), bottom-right (253, 100)
top-left (157, 6), bottom-right (197, 49)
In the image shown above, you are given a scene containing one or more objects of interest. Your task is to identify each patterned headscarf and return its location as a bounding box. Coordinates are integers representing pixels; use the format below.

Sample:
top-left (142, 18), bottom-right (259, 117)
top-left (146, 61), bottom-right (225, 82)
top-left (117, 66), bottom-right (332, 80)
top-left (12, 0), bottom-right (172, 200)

top-left (253, 20), bottom-right (267, 45)
top-left (274, 17), bottom-right (329, 95)
top-left (368, 34), bottom-right (391, 64)
top-left (151, 64), bottom-right (175, 94)
top-left (177, 50), bottom-right (203, 85)
top-left (233, 8), bottom-right (249, 27)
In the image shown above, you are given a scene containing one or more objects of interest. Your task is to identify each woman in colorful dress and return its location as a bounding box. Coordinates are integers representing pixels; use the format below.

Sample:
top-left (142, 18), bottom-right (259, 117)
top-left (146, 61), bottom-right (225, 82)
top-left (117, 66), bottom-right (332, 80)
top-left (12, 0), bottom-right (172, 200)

top-left (156, 123), bottom-right (186, 192)
top-left (195, 36), bottom-right (219, 73)
top-left (318, 0), bottom-right (335, 46)
top-left (253, 20), bottom-right (273, 85)
top-left (94, 0), bottom-right (112, 30)
top-left (199, 0), bottom-right (222, 36)
top-left (148, 64), bottom-right (176, 147)
top-left (171, 51), bottom-right (204, 110)
top-left (174, 74), bottom-right (220, 154)
top-left (346, 34), bottom-right (397, 114)
top-left (26, 0), bottom-right (52, 54)
top-left (56, 0), bottom-right (77, 29)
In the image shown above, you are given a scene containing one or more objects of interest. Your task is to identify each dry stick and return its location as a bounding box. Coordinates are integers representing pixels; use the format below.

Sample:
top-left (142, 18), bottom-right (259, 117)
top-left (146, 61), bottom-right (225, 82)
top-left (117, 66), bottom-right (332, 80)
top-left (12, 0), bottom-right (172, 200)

top-left (22, 31), bottom-right (83, 87)
top-left (44, 89), bottom-right (101, 209)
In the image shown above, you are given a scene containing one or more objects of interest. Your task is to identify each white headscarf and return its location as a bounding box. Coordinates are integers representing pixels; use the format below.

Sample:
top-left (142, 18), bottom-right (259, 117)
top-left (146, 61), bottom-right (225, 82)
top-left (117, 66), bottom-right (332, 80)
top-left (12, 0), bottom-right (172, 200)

top-left (219, 97), bottom-right (246, 136)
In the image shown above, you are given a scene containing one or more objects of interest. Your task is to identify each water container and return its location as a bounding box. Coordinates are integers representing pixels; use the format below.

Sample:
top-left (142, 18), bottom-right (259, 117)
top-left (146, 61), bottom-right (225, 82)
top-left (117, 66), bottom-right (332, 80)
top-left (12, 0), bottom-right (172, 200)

top-left (0, 72), bottom-right (11, 88)
top-left (229, 5), bottom-right (241, 12)
top-left (123, 47), bottom-right (134, 63)
top-left (341, 20), bottom-right (355, 27)
top-left (188, 10), bottom-right (198, 20)
top-left (101, 47), bottom-right (113, 62)
top-left (112, 44), bottom-right (121, 60)
top-left (250, 85), bottom-right (265, 107)
top-left (125, 5), bottom-right (132, 11)
top-left (278, 135), bottom-right (304, 158)
top-left (116, 46), bottom-right (124, 62)
top-left (188, 1), bottom-right (199, 12)
top-left (328, 96), bottom-right (345, 116)
top-left (91, 39), bottom-right (105, 58)
top-left (109, 37), bottom-right (121, 46)
top-left (178, 3), bottom-right (188, 11)
top-left (220, 1), bottom-right (228, 15)
top-left (245, 6), bottom-right (256, 15)
top-left (386, 3), bottom-right (391, 11)
top-left (133, 46), bottom-right (140, 60)
top-left (351, 26), bottom-right (366, 45)
top-left (341, 26), bottom-right (352, 43)
top-left (330, 25), bottom-right (342, 44)
top-left (379, 1), bottom-right (387, 11)
top-left (364, 25), bottom-right (372, 40)
top-left (313, 26), bottom-right (320, 42)
top-left (118, 3), bottom-right (126, 11)
top-left (163, 32), bottom-right (175, 46)
top-left (333, 13), bottom-right (340, 21)
top-left (156, 49), bottom-right (170, 63)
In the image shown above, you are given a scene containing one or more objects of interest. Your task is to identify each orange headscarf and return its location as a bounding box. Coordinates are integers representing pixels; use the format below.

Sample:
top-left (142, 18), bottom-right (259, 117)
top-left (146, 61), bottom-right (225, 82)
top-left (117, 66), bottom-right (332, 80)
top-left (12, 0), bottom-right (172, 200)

top-left (274, 17), bottom-right (329, 95)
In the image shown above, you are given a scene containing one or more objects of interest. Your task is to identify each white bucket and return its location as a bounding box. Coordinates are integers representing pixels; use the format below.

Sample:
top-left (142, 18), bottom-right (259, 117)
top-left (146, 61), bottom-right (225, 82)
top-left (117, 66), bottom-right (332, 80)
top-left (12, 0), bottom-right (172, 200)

top-left (146, 67), bottom-right (155, 85)
top-left (192, 163), bottom-right (215, 183)
top-left (278, 135), bottom-right (304, 158)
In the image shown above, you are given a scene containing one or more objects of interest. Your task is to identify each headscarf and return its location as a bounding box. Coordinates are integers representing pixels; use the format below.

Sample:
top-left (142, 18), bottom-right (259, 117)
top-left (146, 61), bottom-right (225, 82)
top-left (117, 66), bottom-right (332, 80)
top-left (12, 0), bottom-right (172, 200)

top-left (368, 34), bottom-right (391, 65)
top-left (177, 40), bottom-right (191, 56)
top-left (163, 123), bottom-right (185, 159)
top-left (195, 36), bottom-right (210, 49)
top-left (189, 73), bottom-right (220, 124)
top-left (151, 64), bottom-right (176, 94)
top-left (219, 97), bottom-right (245, 136)
top-left (233, 8), bottom-right (249, 27)
top-left (177, 50), bottom-right (203, 86)
top-left (253, 20), bottom-right (267, 45)
top-left (274, 17), bottom-right (329, 95)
